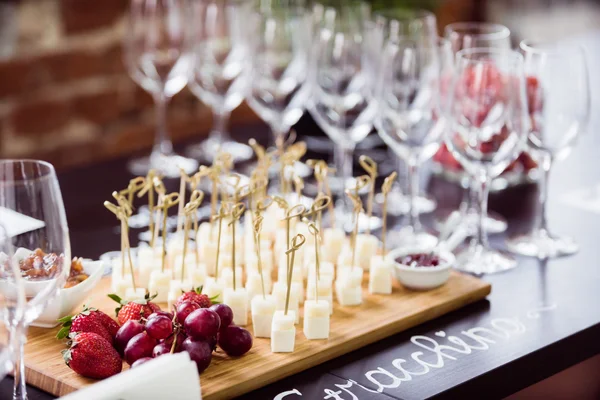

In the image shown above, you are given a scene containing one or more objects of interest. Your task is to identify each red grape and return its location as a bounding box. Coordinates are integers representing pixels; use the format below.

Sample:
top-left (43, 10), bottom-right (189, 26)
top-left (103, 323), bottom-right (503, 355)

top-left (149, 311), bottom-right (174, 320)
top-left (209, 304), bottom-right (233, 330)
top-left (114, 320), bottom-right (145, 356)
top-left (131, 357), bottom-right (153, 368)
top-left (182, 337), bottom-right (212, 373)
top-left (184, 308), bottom-right (221, 340)
top-left (162, 331), bottom-right (186, 353)
top-left (124, 332), bottom-right (157, 365)
top-left (218, 326), bottom-right (252, 356)
top-left (152, 341), bottom-right (172, 358)
top-left (176, 301), bottom-right (200, 324)
top-left (146, 315), bottom-right (173, 340)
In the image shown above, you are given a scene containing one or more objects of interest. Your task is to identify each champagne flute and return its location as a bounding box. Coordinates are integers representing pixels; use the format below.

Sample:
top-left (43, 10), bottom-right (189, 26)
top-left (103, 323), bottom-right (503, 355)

top-left (445, 49), bottom-right (529, 274)
top-left (376, 37), bottom-right (453, 247)
top-left (370, 8), bottom-right (439, 217)
top-left (186, 0), bottom-right (254, 163)
top-left (310, 1), bottom-right (379, 231)
top-left (506, 40), bottom-right (590, 258)
top-left (124, 0), bottom-right (198, 178)
top-left (437, 22), bottom-right (512, 234)
top-left (246, 2), bottom-right (312, 191)
top-left (0, 223), bottom-right (25, 384)
top-left (0, 160), bottom-right (71, 399)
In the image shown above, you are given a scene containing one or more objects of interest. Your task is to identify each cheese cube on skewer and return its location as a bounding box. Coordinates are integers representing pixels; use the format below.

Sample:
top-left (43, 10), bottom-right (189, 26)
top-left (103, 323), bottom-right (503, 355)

top-left (223, 288), bottom-right (249, 326)
top-left (219, 267), bottom-right (243, 289)
top-left (111, 273), bottom-right (134, 297)
top-left (251, 295), bottom-right (276, 338)
top-left (335, 267), bottom-right (363, 306)
top-left (323, 228), bottom-right (346, 264)
top-left (368, 255), bottom-right (394, 295)
top-left (303, 300), bottom-right (330, 339)
top-left (148, 270), bottom-right (170, 303)
top-left (271, 282), bottom-right (300, 324)
top-left (124, 287), bottom-right (146, 302)
top-left (306, 276), bottom-right (334, 314)
top-left (187, 264), bottom-right (207, 287)
top-left (271, 310), bottom-right (296, 353)
top-left (202, 277), bottom-right (223, 303)
top-left (355, 234), bottom-right (380, 269)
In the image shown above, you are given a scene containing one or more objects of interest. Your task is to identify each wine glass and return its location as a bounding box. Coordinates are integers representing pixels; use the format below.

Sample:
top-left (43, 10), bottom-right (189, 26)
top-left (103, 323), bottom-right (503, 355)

top-left (0, 223), bottom-right (25, 384)
top-left (376, 37), bottom-right (453, 247)
top-left (370, 8), bottom-right (439, 217)
top-left (0, 160), bottom-right (71, 399)
top-left (186, 0), bottom-right (254, 164)
top-left (310, 1), bottom-right (379, 230)
top-left (124, 0), bottom-right (199, 178)
top-left (506, 40), bottom-right (590, 258)
top-left (438, 22), bottom-right (512, 234)
top-left (246, 2), bottom-right (312, 192)
top-left (445, 49), bottom-right (528, 274)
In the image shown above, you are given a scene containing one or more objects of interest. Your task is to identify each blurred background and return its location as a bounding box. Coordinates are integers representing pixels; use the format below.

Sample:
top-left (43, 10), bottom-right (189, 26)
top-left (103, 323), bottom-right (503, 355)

top-left (0, 0), bottom-right (598, 171)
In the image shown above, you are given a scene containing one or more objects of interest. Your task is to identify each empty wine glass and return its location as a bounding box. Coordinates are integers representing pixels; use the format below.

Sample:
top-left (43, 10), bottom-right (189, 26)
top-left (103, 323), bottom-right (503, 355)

top-left (124, 0), bottom-right (198, 178)
top-left (186, 0), bottom-right (254, 163)
top-left (0, 160), bottom-right (71, 399)
top-left (247, 2), bottom-right (312, 190)
top-left (438, 22), bottom-right (512, 234)
top-left (370, 8), bottom-right (439, 217)
top-left (0, 223), bottom-right (25, 384)
top-left (506, 40), bottom-right (590, 258)
top-left (445, 49), bottom-right (529, 274)
top-left (376, 37), bottom-right (453, 247)
top-left (310, 1), bottom-right (379, 230)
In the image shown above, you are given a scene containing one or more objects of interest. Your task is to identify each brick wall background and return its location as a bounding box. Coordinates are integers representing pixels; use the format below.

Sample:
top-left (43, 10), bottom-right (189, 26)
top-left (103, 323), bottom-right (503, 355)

top-left (0, 0), bottom-right (475, 171)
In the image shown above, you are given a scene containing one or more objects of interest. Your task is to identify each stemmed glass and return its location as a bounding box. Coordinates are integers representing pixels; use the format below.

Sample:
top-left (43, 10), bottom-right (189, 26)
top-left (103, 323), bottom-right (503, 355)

top-left (186, 0), bottom-right (254, 163)
top-left (0, 223), bottom-right (25, 385)
top-left (376, 37), bottom-right (454, 247)
top-left (0, 160), bottom-right (71, 399)
top-left (438, 22), bottom-right (512, 234)
top-left (124, 0), bottom-right (198, 178)
top-left (310, 1), bottom-right (379, 230)
top-left (246, 2), bottom-right (312, 189)
top-left (370, 8), bottom-right (439, 217)
top-left (445, 49), bottom-right (529, 274)
top-left (506, 40), bottom-right (590, 258)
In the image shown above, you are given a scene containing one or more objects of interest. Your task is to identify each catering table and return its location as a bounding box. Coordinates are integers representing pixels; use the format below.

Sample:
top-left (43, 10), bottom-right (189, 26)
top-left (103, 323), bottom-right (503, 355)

top-left (3, 29), bottom-right (600, 400)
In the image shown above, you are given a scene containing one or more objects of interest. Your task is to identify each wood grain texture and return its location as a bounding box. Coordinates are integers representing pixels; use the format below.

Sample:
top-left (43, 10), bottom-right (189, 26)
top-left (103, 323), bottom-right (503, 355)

top-left (23, 271), bottom-right (490, 399)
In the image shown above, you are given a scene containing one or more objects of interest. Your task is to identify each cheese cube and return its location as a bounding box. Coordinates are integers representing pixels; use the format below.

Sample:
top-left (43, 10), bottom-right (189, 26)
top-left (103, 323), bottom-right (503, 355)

top-left (200, 240), bottom-right (218, 276)
top-left (335, 267), bottom-right (363, 306)
top-left (166, 237), bottom-right (187, 269)
top-left (223, 288), bottom-right (249, 326)
top-left (172, 254), bottom-right (198, 281)
top-left (368, 255), bottom-right (393, 295)
top-left (323, 228), bottom-right (346, 263)
top-left (187, 264), bottom-right (207, 287)
top-left (303, 300), bottom-right (330, 339)
top-left (197, 221), bottom-right (217, 243)
top-left (111, 272), bottom-right (134, 297)
top-left (148, 270), bottom-right (170, 303)
top-left (245, 272), bottom-right (268, 306)
top-left (277, 254), bottom-right (303, 283)
top-left (202, 277), bottom-right (223, 303)
top-left (271, 310), bottom-right (296, 353)
top-left (169, 279), bottom-right (194, 296)
top-left (306, 261), bottom-right (335, 282)
top-left (355, 234), bottom-right (380, 269)
top-left (138, 257), bottom-right (161, 288)
top-left (337, 246), bottom-right (356, 271)
top-left (219, 267), bottom-right (243, 289)
top-left (251, 295), bottom-right (276, 338)
top-left (124, 287), bottom-right (145, 302)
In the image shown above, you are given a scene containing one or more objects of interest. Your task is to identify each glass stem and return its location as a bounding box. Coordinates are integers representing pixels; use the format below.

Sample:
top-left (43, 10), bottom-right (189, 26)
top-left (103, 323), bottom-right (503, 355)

top-left (475, 171), bottom-right (491, 250)
top-left (538, 151), bottom-right (553, 233)
top-left (407, 155), bottom-right (421, 232)
top-left (209, 109), bottom-right (230, 143)
top-left (12, 325), bottom-right (27, 400)
top-left (152, 93), bottom-right (173, 156)
top-left (335, 144), bottom-right (354, 215)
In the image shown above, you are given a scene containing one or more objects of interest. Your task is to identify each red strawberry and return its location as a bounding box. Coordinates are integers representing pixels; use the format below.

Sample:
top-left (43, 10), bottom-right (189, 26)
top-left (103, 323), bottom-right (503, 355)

top-left (62, 332), bottom-right (122, 379)
top-left (108, 293), bottom-right (161, 325)
top-left (175, 286), bottom-right (215, 309)
top-left (56, 305), bottom-right (118, 343)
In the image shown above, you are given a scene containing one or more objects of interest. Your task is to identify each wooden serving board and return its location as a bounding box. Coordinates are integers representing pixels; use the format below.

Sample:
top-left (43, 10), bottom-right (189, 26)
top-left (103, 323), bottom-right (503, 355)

top-left (24, 272), bottom-right (490, 399)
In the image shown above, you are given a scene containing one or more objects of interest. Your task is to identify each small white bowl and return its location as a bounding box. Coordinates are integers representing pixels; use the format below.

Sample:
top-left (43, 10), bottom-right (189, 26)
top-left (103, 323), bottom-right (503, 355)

top-left (31, 259), bottom-right (105, 328)
top-left (388, 246), bottom-right (454, 290)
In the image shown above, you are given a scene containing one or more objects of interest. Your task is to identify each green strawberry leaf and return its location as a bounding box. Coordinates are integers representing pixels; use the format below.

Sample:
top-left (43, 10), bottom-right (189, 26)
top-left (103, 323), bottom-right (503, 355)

top-left (56, 314), bottom-right (73, 324)
top-left (56, 326), bottom-right (71, 340)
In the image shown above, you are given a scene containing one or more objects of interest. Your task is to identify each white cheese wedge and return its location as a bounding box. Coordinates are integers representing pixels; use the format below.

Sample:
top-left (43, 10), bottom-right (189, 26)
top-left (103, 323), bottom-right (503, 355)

top-left (223, 287), bottom-right (249, 326)
top-left (303, 299), bottom-right (330, 339)
top-left (251, 295), bottom-right (276, 338)
top-left (271, 310), bottom-right (296, 353)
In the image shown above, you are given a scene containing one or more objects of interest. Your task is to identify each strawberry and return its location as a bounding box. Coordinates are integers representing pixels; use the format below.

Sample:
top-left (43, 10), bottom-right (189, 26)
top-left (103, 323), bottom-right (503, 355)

top-left (62, 332), bottom-right (122, 379)
top-left (56, 305), bottom-right (119, 343)
top-left (108, 293), bottom-right (161, 325)
top-left (175, 286), bottom-right (214, 309)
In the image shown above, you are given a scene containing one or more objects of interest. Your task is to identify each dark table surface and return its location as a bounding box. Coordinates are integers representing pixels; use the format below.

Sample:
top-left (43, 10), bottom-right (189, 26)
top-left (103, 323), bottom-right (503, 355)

top-left (4, 30), bottom-right (600, 400)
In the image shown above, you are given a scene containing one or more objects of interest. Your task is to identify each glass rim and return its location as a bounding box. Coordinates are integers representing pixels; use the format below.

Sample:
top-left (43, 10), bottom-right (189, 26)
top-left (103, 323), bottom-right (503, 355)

top-left (0, 159), bottom-right (57, 183)
top-left (520, 39), bottom-right (586, 57)
top-left (444, 22), bottom-right (510, 40)
top-left (456, 47), bottom-right (524, 65)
